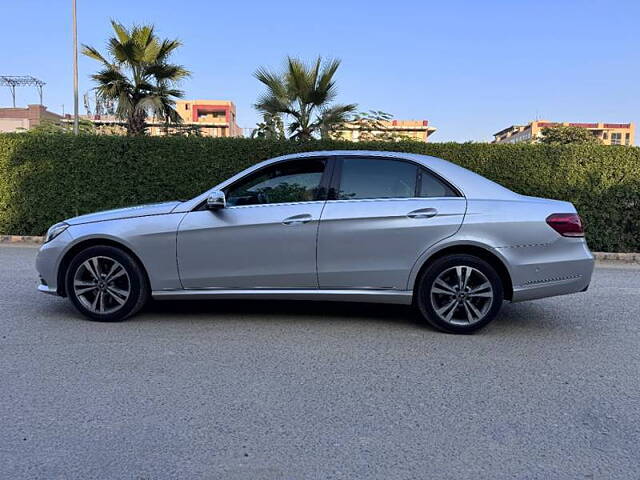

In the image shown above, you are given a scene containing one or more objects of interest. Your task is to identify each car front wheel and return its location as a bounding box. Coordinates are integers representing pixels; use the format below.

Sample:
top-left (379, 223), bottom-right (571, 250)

top-left (416, 254), bottom-right (504, 334)
top-left (65, 245), bottom-right (149, 322)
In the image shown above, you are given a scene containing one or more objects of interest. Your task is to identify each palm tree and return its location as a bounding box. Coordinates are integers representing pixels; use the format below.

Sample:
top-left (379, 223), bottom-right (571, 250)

top-left (254, 56), bottom-right (357, 140)
top-left (82, 21), bottom-right (190, 135)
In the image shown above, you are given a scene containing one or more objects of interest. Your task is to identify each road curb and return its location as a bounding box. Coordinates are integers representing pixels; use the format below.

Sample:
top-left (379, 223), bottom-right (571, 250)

top-left (593, 252), bottom-right (640, 264)
top-left (0, 235), bottom-right (638, 263)
top-left (0, 235), bottom-right (44, 245)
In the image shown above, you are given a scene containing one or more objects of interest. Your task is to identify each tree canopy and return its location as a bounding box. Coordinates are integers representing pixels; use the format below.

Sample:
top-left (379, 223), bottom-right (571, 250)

top-left (82, 21), bottom-right (190, 135)
top-left (254, 56), bottom-right (357, 140)
top-left (539, 125), bottom-right (602, 145)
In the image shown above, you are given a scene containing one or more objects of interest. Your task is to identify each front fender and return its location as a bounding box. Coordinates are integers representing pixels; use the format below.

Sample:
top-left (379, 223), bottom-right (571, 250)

top-left (63, 213), bottom-right (186, 291)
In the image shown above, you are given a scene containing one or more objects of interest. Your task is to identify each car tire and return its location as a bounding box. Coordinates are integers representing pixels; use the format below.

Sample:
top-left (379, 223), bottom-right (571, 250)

top-left (65, 245), bottom-right (149, 322)
top-left (416, 254), bottom-right (504, 334)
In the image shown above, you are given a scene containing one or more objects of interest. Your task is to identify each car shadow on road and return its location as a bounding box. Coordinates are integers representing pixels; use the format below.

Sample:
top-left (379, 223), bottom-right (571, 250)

top-left (138, 297), bottom-right (569, 334)
top-left (41, 290), bottom-right (574, 335)
top-left (143, 298), bottom-right (419, 325)
top-left (494, 300), bottom-right (583, 333)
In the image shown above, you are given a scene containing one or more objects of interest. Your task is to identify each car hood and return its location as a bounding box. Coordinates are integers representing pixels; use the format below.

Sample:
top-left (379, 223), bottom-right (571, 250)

top-left (64, 201), bottom-right (182, 226)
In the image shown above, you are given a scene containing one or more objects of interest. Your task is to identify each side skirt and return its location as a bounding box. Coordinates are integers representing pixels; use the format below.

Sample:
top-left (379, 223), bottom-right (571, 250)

top-left (152, 288), bottom-right (413, 305)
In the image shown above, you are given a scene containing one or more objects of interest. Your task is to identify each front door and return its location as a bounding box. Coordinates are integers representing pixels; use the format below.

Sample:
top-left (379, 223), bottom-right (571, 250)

top-left (177, 157), bottom-right (329, 289)
top-left (317, 156), bottom-right (466, 290)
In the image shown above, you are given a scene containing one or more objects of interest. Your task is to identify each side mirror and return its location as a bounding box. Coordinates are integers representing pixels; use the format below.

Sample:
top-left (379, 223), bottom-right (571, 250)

top-left (206, 190), bottom-right (226, 210)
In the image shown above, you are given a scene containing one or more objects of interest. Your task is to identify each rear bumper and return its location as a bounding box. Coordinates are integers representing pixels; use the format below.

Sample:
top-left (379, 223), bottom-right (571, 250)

top-left (511, 270), bottom-right (593, 302)
top-left (499, 239), bottom-right (595, 303)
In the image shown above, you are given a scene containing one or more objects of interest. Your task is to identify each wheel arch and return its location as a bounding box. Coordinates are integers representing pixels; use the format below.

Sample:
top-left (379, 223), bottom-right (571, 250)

top-left (411, 243), bottom-right (514, 301)
top-left (56, 237), bottom-right (150, 297)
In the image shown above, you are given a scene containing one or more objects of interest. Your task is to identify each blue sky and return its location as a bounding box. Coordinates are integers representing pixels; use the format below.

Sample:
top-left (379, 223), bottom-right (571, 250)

top-left (1, 0), bottom-right (638, 142)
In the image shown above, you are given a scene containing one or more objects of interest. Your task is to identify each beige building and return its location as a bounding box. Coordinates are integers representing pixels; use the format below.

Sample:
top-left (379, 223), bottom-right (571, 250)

top-left (60, 100), bottom-right (243, 137)
top-left (493, 120), bottom-right (635, 145)
top-left (165, 100), bottom-right (242, 137)
top-left (332, 119), bottom-right (437, 142)
top-left (0, 104), bottom-right (62, 133)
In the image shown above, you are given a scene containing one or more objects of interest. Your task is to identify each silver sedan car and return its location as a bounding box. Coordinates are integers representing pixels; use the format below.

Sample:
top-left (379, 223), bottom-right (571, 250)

top-left (36, 151), bottom-right (594, 333)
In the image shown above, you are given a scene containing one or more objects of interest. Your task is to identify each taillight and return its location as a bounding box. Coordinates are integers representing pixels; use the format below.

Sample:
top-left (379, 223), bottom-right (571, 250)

top-left (546, 213), bottom-right (584, 237)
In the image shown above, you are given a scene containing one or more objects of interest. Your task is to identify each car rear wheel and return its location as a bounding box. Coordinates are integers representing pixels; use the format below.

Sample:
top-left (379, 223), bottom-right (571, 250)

top-left (416, 254), bottom-right (504, 334)
top-left (65, 245), bottom-right (149, 322)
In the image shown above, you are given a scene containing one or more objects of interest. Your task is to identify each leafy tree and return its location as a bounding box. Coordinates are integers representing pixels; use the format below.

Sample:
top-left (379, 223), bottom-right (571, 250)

top-left (335, 110), bottom-right (418, 142)
top-left (540, 125), bottom-right (601, 145)
top-left (82, 21), bottom-right (190, 136)
top-left (168, 124), bottom-right (204, 137)
top-left (254, 56), bottom-right (357, 140)
top-left (28, 119), bottom-right (96, 135)
top-left (251, 113), bottom-right (285, 140)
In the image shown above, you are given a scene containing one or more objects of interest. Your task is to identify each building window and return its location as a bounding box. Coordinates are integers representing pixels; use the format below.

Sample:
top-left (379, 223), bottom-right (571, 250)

top-left (185, 103), bottom-right (190, 110)
top-left (625, 133), bottom-right (630, 145)
top-left (603, 132), bottom-right (608, 140)
top-left (611, 133), bottom-right (622, 145)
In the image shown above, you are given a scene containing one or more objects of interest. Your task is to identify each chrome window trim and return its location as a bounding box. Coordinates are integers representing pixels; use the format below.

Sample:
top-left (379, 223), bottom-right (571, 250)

top-left (221, 200), bottom-right (327, 211)
top-left (323, 197), bottom-right (465, 205)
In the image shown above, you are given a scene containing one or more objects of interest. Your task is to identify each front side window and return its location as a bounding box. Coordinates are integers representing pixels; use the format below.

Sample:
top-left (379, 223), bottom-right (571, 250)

top-left (338, 158), bottom-right (417, 200)
top-left (226, 159), bottom-right (326, 206)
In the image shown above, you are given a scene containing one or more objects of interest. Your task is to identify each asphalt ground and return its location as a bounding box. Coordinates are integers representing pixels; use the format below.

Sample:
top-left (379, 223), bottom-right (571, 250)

top-left (1, 245), bottom-right (638, 479)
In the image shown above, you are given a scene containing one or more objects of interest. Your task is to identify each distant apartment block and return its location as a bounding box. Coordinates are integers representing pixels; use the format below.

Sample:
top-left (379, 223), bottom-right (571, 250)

top-left (493, 120), bottom-right (635, 145)
top-left (169, 100), bottom-right (242, 137)
top-left (332, 119), bottom-right (437, 142)
top-left (59, 99), bottom-right (243, 137)
top-left (0, 104), bottom-right (62, 133)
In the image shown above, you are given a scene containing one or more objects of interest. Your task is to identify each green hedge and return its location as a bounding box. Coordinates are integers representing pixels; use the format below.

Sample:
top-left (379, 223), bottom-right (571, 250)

top-left (1, 133), bottom-right (639, 252)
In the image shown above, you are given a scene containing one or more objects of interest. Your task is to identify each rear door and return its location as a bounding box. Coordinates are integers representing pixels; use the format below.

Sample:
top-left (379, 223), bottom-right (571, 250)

top-left (317, 156), bottom-right (466, 290)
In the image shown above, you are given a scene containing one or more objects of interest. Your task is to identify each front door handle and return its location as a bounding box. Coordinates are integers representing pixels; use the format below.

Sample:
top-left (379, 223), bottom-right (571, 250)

top-left (282, 214), bottom-right (313, 225)
top-left (407, 208), bottom-right (438, 219)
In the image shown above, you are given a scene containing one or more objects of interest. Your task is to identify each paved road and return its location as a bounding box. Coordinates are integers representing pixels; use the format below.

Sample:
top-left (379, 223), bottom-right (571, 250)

top-left (1, 245), bottom-right (639, 479)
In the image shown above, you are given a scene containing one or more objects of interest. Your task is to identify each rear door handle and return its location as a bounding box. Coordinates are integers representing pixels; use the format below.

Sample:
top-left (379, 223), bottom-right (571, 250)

top-left (282, 214), bottom-right (313, 225)
top-left (407, 208), bottom-right (438, 219)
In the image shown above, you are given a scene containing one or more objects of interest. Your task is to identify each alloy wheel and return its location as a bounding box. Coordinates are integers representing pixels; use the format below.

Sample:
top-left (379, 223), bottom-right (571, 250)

top-left (73, 256), bottom-right (130, 314)
top-left (430, 265), bottom-right (494, 326)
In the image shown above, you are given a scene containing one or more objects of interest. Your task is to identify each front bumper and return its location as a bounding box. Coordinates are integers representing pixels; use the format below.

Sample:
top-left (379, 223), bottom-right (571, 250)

top-left (38, 284), bottom-right (58, 295)
top-left (35, 229), bottom-right (73, 296)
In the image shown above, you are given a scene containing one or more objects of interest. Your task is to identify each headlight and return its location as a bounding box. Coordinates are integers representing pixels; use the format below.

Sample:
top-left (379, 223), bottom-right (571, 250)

top-left (44, 222), bottom-right (69, 243)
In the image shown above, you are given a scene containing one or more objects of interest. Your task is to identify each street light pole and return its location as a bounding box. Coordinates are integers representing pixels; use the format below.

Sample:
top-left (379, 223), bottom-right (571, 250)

top-left (72, 0), bottom-right (79, 135)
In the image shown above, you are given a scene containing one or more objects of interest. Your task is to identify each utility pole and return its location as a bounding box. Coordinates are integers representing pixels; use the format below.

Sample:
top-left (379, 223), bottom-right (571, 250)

top-left (72, 0), bottom-right (79, 135)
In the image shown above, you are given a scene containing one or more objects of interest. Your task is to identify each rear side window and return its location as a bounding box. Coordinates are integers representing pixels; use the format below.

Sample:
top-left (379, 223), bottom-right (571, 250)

top-left (337, 158), bottom-right (417, 200)
top-left (418, 169), bottom-right (458, 197)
